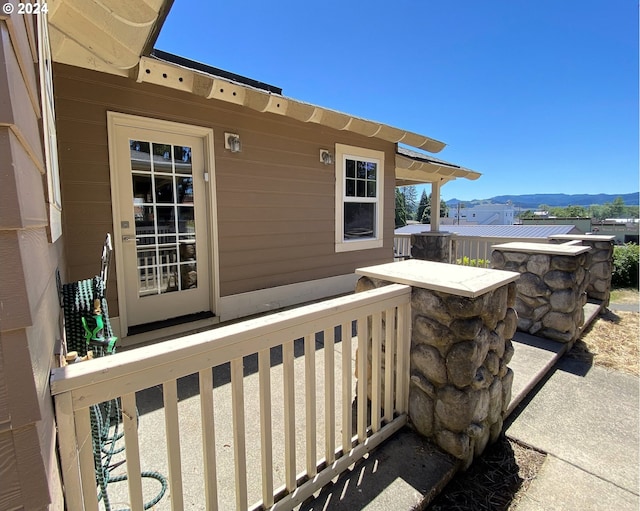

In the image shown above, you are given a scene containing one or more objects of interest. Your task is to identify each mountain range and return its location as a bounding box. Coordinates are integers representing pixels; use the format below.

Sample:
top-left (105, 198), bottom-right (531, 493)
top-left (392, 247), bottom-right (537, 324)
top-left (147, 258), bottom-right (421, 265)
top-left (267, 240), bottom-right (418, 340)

top-left (446, 193), bottom-right (640, 209)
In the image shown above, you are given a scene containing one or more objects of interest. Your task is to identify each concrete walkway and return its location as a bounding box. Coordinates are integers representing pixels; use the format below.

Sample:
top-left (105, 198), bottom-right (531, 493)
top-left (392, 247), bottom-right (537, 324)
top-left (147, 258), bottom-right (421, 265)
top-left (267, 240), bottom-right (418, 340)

top-left (506, 355), bottom-right (639, 510)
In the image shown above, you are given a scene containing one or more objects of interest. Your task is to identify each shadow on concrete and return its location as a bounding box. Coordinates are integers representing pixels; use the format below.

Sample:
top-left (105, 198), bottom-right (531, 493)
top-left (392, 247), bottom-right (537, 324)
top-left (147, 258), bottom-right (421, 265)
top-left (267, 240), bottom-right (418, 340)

top-left (134, 323), bottom-right (357, 416)
top-left (299, 427), bottom-right (457, 511)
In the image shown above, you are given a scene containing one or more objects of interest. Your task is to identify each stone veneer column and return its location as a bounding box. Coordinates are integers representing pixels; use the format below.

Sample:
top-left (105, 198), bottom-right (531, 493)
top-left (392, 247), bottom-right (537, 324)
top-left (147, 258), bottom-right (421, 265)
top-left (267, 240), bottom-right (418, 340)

top-left (356, 260), bottom-right (520, 469)
top-left (411, 232), bottom-right (457, 263)
top-left (548, 235), bottom-right (615, 307)
top-left (491, 242), bottom-right (591, 343)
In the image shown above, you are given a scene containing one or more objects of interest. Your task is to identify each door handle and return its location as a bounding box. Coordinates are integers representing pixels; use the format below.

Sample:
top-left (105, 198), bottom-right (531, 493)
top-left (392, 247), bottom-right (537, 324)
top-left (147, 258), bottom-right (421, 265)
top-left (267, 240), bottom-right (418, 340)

top-left (122, 235), bottom-right (135, 242)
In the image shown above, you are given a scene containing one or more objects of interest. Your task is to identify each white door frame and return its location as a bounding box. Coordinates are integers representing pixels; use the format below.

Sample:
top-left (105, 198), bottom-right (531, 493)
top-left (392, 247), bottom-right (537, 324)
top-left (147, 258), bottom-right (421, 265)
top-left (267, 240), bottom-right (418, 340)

top-left (107, 111), bottom-right (220, 336)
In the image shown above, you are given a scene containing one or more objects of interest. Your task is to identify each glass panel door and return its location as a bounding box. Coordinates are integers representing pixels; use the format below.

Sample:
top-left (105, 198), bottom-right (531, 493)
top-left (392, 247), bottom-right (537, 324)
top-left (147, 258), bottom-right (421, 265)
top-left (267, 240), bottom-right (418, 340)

top-left (129, 141), bottom-right (198, 297)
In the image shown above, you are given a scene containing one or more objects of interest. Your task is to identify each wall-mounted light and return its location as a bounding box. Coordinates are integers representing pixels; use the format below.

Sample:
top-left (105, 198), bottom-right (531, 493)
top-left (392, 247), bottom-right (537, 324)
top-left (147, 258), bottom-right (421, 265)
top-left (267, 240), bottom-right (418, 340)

top-left (225, 133), bottom-right (241, 153)
top-left (320, 149), bottom-right (333, 165)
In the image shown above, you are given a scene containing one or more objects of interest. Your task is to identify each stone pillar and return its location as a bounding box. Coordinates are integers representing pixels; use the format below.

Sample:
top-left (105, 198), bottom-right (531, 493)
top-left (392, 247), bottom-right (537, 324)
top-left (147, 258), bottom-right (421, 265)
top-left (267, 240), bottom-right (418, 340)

top-left (356, 260), bottom-right (520, 469)
top-left (411, 232), bottom-right (456, 263)
top-left (548, 235), bottom-right (615, 307)
top-left (492, 242), bottom-right (591, 343)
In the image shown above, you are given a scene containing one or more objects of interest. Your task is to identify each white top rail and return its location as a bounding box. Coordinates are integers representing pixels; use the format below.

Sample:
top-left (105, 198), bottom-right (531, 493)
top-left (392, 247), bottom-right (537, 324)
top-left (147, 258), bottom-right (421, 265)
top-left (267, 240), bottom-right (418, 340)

top-left (51, 283), bottom-right (411, 407)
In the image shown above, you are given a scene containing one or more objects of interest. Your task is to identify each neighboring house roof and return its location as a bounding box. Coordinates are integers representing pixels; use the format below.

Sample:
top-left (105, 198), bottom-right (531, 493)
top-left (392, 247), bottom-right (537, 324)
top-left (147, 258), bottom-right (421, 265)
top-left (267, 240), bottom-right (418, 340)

top-left (395, 224), bottom-right (582, 238)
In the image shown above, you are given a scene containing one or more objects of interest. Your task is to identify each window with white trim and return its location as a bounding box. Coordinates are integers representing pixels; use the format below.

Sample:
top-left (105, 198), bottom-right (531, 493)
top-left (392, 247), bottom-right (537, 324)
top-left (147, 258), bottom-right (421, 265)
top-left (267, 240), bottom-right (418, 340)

top-left (335, 144), bottom-right (384, 252)
top-left (38, 13), bottom-right (62, 241)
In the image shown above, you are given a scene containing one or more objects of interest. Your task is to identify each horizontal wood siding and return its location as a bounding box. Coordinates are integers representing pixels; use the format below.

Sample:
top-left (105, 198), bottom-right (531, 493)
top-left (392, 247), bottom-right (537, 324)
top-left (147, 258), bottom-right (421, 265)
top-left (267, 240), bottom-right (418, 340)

top-left (0, 13), bottom-right (64, 510)
top-left (54, 63), bottom-right (395, 305)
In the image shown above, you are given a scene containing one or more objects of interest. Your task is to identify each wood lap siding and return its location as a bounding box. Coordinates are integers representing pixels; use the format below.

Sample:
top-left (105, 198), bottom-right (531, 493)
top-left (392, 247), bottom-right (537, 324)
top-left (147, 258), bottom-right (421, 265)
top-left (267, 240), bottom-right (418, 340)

top-left (0, 13), bottom-right (64, 510)
top-left (54, 63), bottom-right (395, 303)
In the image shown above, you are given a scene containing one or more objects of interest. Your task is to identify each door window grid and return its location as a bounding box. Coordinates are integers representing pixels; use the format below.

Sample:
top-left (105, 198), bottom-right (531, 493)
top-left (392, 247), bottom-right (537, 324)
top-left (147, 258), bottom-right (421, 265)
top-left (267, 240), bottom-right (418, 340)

top-left (130, 140), bottom-right (197, 296)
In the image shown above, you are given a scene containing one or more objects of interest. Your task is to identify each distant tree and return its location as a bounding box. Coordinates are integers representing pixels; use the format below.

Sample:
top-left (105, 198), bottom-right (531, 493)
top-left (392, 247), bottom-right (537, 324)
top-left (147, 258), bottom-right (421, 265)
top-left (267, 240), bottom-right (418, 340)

top-left (395, 189), bottom-right (407, 228)
top-left (417, 190), bottom-right (429, 224)
top-left (611, 197), bottom-right (626, 218)
top-left (519, 210), bottom-right (536, 220)
top-left (420, 194), bottom-right (448, 224)
top-left (400, 185), bottom-right (419, 220)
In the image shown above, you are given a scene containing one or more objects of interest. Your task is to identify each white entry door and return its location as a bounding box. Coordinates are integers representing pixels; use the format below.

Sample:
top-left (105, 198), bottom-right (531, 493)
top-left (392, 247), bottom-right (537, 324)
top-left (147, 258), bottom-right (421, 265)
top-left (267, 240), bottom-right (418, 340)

top-left (109, 115), bottom-right (213, 331)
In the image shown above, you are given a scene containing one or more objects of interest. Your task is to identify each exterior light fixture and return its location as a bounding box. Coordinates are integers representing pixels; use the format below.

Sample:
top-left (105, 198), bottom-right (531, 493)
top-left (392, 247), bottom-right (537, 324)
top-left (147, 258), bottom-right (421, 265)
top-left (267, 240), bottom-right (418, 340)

top-left (320, 149), bottom-right (333, 165)
top-left (225, 133), bottom-right (241, 153)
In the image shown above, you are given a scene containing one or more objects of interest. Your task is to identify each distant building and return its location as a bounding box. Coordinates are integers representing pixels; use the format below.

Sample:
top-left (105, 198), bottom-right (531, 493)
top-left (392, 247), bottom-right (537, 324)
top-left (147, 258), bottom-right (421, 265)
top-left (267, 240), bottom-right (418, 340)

top-left (522, 217), bottom-right (639, 244)
top-left (447, 202), bottom-right (517, 225)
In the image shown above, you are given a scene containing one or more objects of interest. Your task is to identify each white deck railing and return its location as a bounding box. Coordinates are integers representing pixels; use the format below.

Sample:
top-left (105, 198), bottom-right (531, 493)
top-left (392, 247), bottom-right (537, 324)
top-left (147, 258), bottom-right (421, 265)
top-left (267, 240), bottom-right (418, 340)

top-left (393, 233), bottom-right (412, 261)
top-left (51, 284), bottom-right (411, 511)
top-left (393, 233), bottom-right (550, 267)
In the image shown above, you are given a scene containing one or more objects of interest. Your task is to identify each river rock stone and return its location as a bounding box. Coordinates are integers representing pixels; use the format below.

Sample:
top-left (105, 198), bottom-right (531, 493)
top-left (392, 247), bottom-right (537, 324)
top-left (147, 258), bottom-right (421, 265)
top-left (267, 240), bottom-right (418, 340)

top-left (526, 254), bottom-right (550, 276)
top-left (412, 344), bottom-right (447, 386)
top-left (446, 341), bottom-right (480, 388)
top-left (517, 272), bottom-right (549, 297)
top-left (450, 317), bottom-right (484, 340)
top-left (409, 387), bottom-right (434, 437)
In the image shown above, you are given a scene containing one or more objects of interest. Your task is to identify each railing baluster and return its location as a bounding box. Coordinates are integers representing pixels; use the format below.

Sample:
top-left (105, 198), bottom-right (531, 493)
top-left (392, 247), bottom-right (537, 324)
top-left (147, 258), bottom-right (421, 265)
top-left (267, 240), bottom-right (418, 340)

top-left (304, 334), bottom-right (317, 477)
top-left (396, 303), bottom-right (411, 414)
top-left (324, 327), bottom-right (335, 464)
top-left (122, 392), bottom-right (144, 510)
top-left (282, 340), bottom-right (296, 492)
top-left (258, 349), bottom-right (274, 508)
top-left (55, 393), bottom-right (83, 510)
top-left (75, 406), bottom-right (98, 511)
top-left (371, 312), bottom-right (382, 433)
top-left (231, 357), bottom-right (248, 511)
top-left (341, 321), bottom-right (352, 454)
top-left (164, 379), bottom-right (184, 511)
top-left (199, 369), bottom-right (218, 511)
top-left (357, 316), bottom-right (368, 443)
top-left (383, 307), bottom-right (395, 423)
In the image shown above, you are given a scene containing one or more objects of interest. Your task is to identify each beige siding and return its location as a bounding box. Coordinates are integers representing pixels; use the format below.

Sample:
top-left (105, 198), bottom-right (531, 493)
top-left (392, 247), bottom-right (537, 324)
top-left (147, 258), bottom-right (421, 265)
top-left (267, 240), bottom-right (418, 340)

top-left (0, 13), bottom-right (64, 510)
top-left (55, 63), bottom-right (395, 310)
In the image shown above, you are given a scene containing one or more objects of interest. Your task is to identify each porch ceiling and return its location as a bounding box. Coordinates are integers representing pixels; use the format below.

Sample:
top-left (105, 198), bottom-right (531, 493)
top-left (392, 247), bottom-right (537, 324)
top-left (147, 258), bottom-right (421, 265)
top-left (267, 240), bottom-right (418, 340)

top-left (47, 0), bottom-right (173, 77)
top-left (395, 147), bottom-right (481, 186)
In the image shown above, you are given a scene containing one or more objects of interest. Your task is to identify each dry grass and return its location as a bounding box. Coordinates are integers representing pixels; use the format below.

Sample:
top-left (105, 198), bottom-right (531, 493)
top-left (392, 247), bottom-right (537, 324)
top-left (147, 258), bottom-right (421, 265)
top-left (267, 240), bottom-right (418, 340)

top-left (610, 288), bottom-right (639, 304)
top-left (569, 302), bottom-right (639, 377)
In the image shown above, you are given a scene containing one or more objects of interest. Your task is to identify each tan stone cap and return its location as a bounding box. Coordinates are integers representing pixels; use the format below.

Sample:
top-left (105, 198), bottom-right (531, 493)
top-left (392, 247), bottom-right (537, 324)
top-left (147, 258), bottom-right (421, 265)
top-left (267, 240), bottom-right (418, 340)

top-left (356, 259), bottom-right (519, 298)
top-left (548, 234), bottom-right (616, 242)
top-left (492, 242), bottom-right (591, 256)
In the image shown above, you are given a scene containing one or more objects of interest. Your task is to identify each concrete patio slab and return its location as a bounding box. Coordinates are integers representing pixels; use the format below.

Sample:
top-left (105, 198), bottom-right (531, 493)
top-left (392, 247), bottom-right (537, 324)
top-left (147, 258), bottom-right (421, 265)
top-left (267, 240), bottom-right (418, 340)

top-left (514, 455), bottom-right (639, 511)
top-left (507, 332), bottom-right (568, 416)
top-left (506, 356), bottom-right (639, 497)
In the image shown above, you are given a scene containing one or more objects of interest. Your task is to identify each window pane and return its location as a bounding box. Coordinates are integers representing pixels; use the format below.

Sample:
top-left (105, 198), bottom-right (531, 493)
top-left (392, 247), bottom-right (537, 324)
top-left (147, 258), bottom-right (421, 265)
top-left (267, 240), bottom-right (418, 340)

top-left (367, 181), bottom-right (376, 197)
top-left (152, 143), bottom-right (173, 173)
top-left (155, 176), bottom-right (174, 203)
top-left (344, 203), bottom-right (375, 239)
top-left (346, 159), bottom-right (355, 178)
top-left (366, 162), bottom-right (377, 180)
top-left (156, 206), bottom-right (176, 234)
top-left (130, 141), bottom-right (151, 172)
top-left (346, 179), bottom-right (355, 197)
top-left (174, 145), bottom-right (192, 175)
top-left (176, 177), bottom-right (194, 204)
top-left (356, 180), bottom-right (366, 197)
top-left (356, 161), bottom-right (367, 179)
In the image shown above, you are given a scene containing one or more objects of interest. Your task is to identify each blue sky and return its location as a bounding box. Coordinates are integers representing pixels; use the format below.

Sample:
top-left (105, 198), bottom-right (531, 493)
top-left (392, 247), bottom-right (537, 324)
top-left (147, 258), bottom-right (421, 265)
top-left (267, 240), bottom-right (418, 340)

top-left (156, 1), bottom-right (639, 202)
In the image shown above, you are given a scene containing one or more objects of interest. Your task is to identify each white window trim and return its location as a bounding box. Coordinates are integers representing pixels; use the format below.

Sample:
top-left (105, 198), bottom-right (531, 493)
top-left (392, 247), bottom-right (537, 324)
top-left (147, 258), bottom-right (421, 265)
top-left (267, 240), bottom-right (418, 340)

top-left (334, 144), bottom-right (384, 252)
top-left (38, 13), bottom-right (62, 242)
